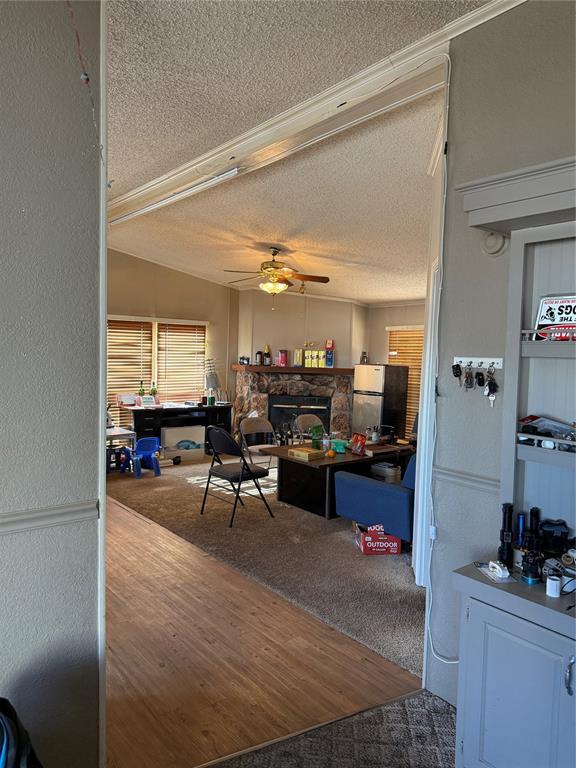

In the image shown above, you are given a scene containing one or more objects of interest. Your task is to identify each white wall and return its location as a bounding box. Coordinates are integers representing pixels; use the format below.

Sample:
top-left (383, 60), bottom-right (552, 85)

top-left (367, 302), bottom-right (425, 363)
top-left (238, 289), bottom-right (368, 367)
top-left (0, 2), bottom-right (101, 765)
top-left (426, 0), bottom-right (576, 705)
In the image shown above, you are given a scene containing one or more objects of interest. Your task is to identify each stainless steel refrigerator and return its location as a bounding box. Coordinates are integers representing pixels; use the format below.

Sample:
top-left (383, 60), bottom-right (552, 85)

top-left (352, 364), bottom-right (409, 437)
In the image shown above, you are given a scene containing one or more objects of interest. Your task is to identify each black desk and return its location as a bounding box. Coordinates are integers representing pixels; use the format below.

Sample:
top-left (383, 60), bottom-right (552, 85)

top-left (123, 405), bottom-right (232, 452)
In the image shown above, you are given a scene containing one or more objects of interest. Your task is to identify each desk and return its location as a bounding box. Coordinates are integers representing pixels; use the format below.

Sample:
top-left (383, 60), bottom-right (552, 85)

top-left (260, 444), bottom-right (414, 519)
top-left (122, 404), bottom-right (232, 452)
top-left (106, 427), bottom-right (136, 449)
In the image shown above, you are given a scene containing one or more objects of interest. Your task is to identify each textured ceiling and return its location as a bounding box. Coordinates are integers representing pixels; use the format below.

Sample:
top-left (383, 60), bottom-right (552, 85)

top-left (107, 0), bottom-right (486, 196)
top-left (108, 92), bottom-right (443, 304)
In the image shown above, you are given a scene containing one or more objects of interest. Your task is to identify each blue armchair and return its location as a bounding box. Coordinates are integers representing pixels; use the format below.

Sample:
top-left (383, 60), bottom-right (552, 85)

top-left (335, 454), bottom-right (416, 541)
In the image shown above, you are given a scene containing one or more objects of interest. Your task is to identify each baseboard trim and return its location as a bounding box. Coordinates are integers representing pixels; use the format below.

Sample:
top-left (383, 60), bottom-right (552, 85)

top-left (432, 466), bottom-right (500, 494)
top-left (0, 499), bottom-right (99, 535)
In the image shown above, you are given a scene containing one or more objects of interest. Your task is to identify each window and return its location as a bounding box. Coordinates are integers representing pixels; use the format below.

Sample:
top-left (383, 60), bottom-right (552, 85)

top-left (387, 328), bottom-right (424, 435)
top-left (157, 323), bottom-right (206, 403)
top-left (106, 319), bottom-right (206, 427)
top-left (107, 320), bottom-right (153, 427)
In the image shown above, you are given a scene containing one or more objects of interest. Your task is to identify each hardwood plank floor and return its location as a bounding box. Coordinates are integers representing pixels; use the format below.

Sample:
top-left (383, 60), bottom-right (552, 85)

top-left (106, 497), bottom-right (420, 768)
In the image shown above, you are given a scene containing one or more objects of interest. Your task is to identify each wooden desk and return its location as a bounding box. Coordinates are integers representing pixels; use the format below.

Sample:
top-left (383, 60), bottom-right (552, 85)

top-left (260, 444), bottom-right (414, 519)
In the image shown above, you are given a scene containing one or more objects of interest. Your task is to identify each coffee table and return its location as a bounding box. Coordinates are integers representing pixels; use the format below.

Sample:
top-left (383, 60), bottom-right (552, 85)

top-left (259, 444), bottom-right (414, 519)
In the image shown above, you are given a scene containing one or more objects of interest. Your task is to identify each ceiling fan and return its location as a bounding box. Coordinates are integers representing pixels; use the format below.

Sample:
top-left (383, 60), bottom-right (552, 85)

top-left (224, 247), bottom-right (330, 295)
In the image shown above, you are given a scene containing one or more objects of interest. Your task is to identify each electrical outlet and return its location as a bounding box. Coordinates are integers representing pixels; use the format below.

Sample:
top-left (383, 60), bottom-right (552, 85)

top-left (429, 525), bottom-right (437, 541)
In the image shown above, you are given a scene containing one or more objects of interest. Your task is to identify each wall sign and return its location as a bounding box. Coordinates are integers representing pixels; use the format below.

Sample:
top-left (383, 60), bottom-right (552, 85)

top-left (535, 295), bottom-right (576, 340)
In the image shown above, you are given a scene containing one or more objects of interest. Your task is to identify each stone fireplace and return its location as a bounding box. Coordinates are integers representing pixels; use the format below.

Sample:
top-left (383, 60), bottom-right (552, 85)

top-left (268, 394), bottom-right (332, 432)
top-left (233, 370), bottom-right (353, 436)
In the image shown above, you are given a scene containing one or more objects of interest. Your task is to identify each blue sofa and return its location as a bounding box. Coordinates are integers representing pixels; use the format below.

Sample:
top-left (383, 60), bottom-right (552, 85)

top-left (334, 454), bottom-right (416, 541)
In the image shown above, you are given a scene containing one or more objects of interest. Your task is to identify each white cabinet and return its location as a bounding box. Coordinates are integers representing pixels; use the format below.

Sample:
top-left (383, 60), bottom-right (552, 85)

top-left (454, 567), bottom-right (576, 768)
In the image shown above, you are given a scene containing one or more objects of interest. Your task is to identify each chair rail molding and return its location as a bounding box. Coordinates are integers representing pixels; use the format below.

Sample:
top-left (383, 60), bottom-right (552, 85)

top-left (0, 499), bottom-right (99, 535)
top-left (456, 157), bottom-right (576, 233)
top-left (432, 466), bottom-right (500, 495)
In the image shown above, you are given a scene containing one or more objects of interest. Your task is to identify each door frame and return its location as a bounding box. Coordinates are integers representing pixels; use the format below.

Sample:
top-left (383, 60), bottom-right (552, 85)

top-left (411, 142), bottom-right (446, 588)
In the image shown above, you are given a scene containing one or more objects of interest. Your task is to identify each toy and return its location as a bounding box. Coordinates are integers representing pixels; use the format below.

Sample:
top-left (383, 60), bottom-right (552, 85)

top-left (132, 437), bottom-right (162, 479)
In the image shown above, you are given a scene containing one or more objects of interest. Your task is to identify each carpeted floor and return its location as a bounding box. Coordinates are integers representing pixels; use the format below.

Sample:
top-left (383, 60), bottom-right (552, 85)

top-left (217, 690), bottom-right (456, 768)
top-left (107, 460), bottom-right (425, 676)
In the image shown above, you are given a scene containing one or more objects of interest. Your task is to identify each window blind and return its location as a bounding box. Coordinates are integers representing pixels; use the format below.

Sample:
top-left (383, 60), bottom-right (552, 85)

top-left (388, 328), bottom-right (424, 435)
top-left (157, 323), bottom-right (206, 403)
top-left (107, 320), bottom-right (153, 427)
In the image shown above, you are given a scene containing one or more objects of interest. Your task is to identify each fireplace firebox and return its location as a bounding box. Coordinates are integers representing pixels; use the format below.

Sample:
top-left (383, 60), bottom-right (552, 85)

top-left (268, 395), bottom-right (331, 433)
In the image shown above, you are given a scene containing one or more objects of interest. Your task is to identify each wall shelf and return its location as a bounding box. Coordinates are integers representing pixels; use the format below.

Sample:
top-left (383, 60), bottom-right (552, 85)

top-left (516, 443), bottom-right (576, 469)
top-left (231, 364), bottom-right (354, 375)
top-left (520, 341), bottom-right (576, 359)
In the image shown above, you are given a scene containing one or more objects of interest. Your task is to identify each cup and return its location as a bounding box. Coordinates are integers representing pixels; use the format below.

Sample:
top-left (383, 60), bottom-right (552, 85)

top-left (546, 574), bottom-right (561, 598)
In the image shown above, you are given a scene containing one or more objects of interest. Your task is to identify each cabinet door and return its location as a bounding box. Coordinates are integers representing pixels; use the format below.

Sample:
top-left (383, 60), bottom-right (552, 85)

top-left (460, 599), bottom-right (575, 768)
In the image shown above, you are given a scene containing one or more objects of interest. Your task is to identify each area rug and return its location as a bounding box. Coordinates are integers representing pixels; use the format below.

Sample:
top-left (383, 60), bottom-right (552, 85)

top-left (217, 691), bottom-right (455, 768)
top-left (107, 462), bottom-right (425, 676)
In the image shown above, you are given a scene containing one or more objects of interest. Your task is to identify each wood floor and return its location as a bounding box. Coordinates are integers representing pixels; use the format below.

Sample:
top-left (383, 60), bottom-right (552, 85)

top-left (106, 497), bottom-right (420, 768)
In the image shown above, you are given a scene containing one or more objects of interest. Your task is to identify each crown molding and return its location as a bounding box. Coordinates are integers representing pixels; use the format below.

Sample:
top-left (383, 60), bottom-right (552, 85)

top-left (0, 500), bottom-right (99, 536)
top-left (109, 0), bottom-right (526, 224)
top-left (457, 156), bottom-right (576, 232)
top-left (108, 248), bottom-right (371, 304)
top-left (108, 247), bottom-right (240, 291)
top-left (369, 299), bottom-right (426, 309)
top-left (246, 286), bottom-right (369, 307)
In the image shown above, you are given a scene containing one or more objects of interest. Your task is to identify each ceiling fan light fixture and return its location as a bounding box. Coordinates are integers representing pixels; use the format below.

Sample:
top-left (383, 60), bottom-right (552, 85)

top-left (259, 278), bottom-right (290, 295)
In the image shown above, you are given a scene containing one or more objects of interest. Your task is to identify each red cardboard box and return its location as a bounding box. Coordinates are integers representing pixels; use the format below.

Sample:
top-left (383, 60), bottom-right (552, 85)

top-left (354, 524), bottom-right (402, 555)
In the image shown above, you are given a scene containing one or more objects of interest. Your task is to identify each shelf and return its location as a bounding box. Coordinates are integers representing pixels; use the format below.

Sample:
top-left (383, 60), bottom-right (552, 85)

top-left (231, 364), bottom-right (354, 375)
top-left (520, 341), bottom-right (576, 359)
top-left (516, 443), bottom-right (576, 469)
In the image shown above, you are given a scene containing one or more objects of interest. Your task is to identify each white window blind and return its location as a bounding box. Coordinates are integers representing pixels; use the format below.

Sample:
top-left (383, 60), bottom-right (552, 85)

top-left (157, 323), bottom-right (206, 403)
top-left (107, 320), bottom-right (153, 427)
top-left (388, 328), bottom-right (424, 435)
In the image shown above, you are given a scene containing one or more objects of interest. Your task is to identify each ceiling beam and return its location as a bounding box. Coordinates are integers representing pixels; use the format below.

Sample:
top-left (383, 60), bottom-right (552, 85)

top-left (108, 0), bottom-right (526, 225)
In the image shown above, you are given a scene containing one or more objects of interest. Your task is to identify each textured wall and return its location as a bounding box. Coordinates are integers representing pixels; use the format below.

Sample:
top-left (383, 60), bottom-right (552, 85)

top-left (0, 521), bottom-right (99, 765)
top-left (426, 0), bottom-right (576, 704)
top-left (238, 289), bottom-right (366, 368)
top-left (367, 303), bottom-right (425, 364)
top-left (0, 2), bottom-right (101, 766)
top-left (107, 249), bottom-right (237, 392)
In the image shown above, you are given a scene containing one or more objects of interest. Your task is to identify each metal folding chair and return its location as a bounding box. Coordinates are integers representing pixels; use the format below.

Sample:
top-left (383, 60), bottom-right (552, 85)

top-left (239, 416), bottom-right (276, 469)
top-left (201, 426), bottom-right (275, 527)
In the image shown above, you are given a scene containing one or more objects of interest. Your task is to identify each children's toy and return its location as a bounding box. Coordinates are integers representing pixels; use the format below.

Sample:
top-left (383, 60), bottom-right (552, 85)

top-left (132, 437), bottom-right (162, 479)
top-left (106, 445), bottom-right (134, 474)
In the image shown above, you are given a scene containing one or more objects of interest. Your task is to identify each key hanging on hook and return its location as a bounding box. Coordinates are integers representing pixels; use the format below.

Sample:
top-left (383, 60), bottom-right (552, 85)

top-left (464, 362), bottom-right (474, 390)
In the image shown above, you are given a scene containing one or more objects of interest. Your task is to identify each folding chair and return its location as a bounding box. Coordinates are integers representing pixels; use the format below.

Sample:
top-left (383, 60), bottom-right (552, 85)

top-left (201, 426), bottom-right (274, 527)
top-left (294, 413), bottom-right (323, 439)
top-left (239, 416), bottom-right (276, 469)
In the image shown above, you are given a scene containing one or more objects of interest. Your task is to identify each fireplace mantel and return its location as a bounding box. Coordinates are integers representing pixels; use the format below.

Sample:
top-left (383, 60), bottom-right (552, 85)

top-left (231, 364), bottom-right (354, 375)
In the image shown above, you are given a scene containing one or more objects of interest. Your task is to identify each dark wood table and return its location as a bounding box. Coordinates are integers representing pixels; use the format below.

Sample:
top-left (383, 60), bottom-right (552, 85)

top-left (259, 443), bottom-right (414, 519)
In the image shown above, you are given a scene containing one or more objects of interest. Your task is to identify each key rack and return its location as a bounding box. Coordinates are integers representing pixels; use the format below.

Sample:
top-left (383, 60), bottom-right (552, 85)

top-left (452, 357), bottom-right (503, 369)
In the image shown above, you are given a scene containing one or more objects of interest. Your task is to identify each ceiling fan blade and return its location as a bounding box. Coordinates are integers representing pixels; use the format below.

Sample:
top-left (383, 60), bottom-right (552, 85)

top-left (227, 275), bottom-right (261, 284)
top-left (223, 269), bottom-right (261, 274)
top-left (292, 273), bottom-right (330, 283)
